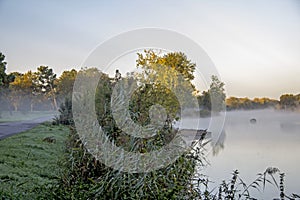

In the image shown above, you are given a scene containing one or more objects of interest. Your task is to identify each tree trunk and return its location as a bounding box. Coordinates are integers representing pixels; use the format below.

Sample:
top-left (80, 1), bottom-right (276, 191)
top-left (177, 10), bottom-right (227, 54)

top-left (53, 95), bottom-right (58, 110)
top-left (50, 85), bottom-right (58, 110)
top-left (13, 103), bottom-right (18, 112)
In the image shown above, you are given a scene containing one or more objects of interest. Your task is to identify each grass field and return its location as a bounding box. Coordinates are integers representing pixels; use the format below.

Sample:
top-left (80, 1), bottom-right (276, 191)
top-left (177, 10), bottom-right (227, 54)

top-left (0, 111), bottom-right (58, 123)
top-left (0, 123), bottom-right (69, 199)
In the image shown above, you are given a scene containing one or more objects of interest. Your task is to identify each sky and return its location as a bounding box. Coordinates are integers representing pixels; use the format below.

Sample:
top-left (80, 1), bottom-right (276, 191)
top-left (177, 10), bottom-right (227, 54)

top-left (0, 0), bottom-right (299, 99)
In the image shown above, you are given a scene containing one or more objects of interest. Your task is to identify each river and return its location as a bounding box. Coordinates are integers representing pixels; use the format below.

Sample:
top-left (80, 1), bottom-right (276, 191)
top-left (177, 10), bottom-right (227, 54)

top-left (179, 109), bottom-right (300, 199)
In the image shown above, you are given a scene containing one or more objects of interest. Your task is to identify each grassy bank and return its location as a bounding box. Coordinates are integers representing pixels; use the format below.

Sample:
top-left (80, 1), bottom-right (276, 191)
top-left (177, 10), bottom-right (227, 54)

top-left (0, 123), bottom-right (69, 199)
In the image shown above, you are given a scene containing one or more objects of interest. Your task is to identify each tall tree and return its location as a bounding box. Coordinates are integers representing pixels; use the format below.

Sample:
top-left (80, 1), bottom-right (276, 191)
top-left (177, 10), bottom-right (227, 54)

top-left (198, 90), bottom-right (211, 110)
top-left (134, 50), bottom-right (197, 125)
top-left (33, 66), bottom-right (58, 110)
top-left (280, 94), bottom-right (298, 110)
top-left (208, 75), bottom-right (226, 112)
top-left (137, 50), bottom-right (196, 82)
top-left (198, 75), bottom-right (226, 113)
top-left (56, 69), bottom-right (77, 100)
top-left (0, 52), bottom-right (7, 87)
top-left (9, 71), bottom-right (35, 111)
top-left (0, 53), bottom-right (14, 116)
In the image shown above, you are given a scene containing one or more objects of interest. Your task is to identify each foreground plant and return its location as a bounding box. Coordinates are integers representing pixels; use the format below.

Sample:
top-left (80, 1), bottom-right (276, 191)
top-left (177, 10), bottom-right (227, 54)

top-left (193, 166), bottom-right (300, 200)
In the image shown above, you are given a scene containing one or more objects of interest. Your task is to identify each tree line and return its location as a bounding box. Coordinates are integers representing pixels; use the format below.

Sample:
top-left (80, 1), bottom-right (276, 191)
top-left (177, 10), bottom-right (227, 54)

top-left (0, 51), bottom-right (227, 118)
top-left (3, 49), bottom-right (297, 119)
top-left (226, 94), bottom-right (300, 111)
top-left (0, 52), bottom-right (77, 115)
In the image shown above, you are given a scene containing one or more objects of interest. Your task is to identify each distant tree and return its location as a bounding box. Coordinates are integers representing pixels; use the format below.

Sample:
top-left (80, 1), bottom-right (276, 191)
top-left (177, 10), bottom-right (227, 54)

top-left (0, 52), bottom-right (7, 87)
top-left (253, 97), bottom-right (279, 109)
top-left (9, 71), bottom-right (35, 111)
top-left (56, 69), bottom-right (77, 100)
top-left (198, 75), bottom-right (226, 113)
top-left (33, 66), bottom-right (58, 110)
top-left (226, 97), bottom-right (240, 110)
top-left (296, 94), bottom-right (300, 103)
top-left (226, 96), bottom-right (279, 110)
top-left (209, 75), bottom-right (226, 112)
top-left (198, 90), bottom-right (211, 110)
top-left (7, 74), bottom-right (23, 112)
top-left (0, 53), bottom-right (17, 116)
top-left (280, 94), bottom-right (298, 110)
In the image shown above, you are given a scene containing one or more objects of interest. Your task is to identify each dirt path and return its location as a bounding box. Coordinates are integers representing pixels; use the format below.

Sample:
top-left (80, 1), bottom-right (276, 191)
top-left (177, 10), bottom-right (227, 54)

top-left (0, 116), bottom-right (54, 140)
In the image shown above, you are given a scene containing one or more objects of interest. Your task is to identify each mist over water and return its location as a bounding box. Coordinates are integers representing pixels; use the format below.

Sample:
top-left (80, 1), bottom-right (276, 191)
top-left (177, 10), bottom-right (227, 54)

top-left (176, 109), bottom-right (300, 198)
top-left (190, 109), bottom-right (300, 199)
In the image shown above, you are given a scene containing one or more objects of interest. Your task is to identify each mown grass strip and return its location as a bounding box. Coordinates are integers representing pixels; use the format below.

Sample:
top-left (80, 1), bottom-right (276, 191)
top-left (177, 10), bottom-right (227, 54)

top-left (0, 123), bottom-right (69, 199)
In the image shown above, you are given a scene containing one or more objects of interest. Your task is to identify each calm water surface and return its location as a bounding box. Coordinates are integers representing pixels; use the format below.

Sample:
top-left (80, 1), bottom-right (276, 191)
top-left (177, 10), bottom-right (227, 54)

top-left (181, 110), bottom-right (300, 199)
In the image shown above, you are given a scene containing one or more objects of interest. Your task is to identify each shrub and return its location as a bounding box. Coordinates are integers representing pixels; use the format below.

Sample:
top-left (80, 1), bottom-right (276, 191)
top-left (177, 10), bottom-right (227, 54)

top-left (53, 98), bottom-right (73, 125)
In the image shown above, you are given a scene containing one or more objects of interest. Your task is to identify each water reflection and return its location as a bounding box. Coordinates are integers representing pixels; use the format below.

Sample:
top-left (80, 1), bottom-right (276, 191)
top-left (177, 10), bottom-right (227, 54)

top-left (280, 122), bottom-right (300, 133)
top-left (211, 129), bottom-right (226, 156)
top-left (202, 110), bottom-right (300, 199)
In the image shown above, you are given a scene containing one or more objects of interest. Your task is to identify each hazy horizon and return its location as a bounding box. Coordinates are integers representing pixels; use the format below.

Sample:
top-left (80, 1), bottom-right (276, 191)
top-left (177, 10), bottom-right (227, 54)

top-left (1, 0), bottom-right (299, 99)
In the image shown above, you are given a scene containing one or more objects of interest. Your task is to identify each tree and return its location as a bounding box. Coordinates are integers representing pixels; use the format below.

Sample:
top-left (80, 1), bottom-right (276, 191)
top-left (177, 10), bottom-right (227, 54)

top-left (198, 90), bottom-right (211, 110)
top-left (134, 50), bottom-right (197, 123)
top-left (9, 71), bottom-right (35, 111)
top-left (209, 75), bottom-right (226, 112)
top-left (33, 66), bottom-right (58, 110)
top-left (226, 97), bottom-right (241, 110)
top-left (64, 64), bottom-right (203, 199)
top-left (198, 75), bottom-right (226, 113)
top-left (0, 53), bottom-right (16, 116)
top-left (280, 94), bottom-right (298, 110)
top-left (137, 50), bottom-right (196, 82)
top-left (0, 52), bottom-right (7, 87)
top-left (56, 69), bottom-right (77, 100)
top-left (226, 97), bottom-right (279, 110)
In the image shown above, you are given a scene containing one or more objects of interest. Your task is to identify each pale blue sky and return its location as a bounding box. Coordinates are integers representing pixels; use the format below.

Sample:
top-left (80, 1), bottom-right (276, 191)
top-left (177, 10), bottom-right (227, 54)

top-left (0, 0), bottom-right (299, 99)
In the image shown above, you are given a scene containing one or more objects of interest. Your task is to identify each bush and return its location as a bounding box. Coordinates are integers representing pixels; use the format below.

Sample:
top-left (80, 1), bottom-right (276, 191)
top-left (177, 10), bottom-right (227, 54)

top-left (53, 98), bottom-right (73, 125)
top-left (49, 70), bottom-right (209, 199)
top-left (49, 124), bottom-right (208, 199)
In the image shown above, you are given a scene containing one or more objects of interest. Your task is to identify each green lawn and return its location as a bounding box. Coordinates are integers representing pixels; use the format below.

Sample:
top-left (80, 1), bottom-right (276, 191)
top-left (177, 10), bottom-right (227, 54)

top-left (0, 123), bottom-right (69, 199)
top-left (0, 111), bottom-right (57, 123)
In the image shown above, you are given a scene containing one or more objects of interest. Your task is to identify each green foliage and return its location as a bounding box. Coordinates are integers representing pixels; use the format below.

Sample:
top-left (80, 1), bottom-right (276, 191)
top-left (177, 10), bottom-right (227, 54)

top-left (226, 96), bottom-right (279, 110)
top-left (197, 75), bottom-right (226, 114)
top-left (280, 93), bottom-right (300, 110)
top-left (0, 52), bottom-right (7, 87)
top-left (0, 52), bottom-right (8, 117)
top-left (33, 66), bottom-right (58, 110)
top-left (49, 64), bottom-right (206, 199)
top-left (49, 127), bottom-right (206, 200)
top-left (209, 75), bottom-right (226, 112)
top-left (137, 50), bottom-right (196, 82)
top-left (129, 83), bottom-right (179, 126)
top-left (53, 98), bottom-right (73, 125)
top-left (1, 67), bottom-right (79, 112)
top-left (136, 50), bottom-right (197, 115)
top-left (7, 71), bottom-right (34, 112)
top-left (56, 69), bottom-right (77, 100)
top-left (32, 66), bottom-right (56, 94)
top-left (194, 167), bottom-right (299, 199)
top-left (198, 91), bottom-right (211, 110)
